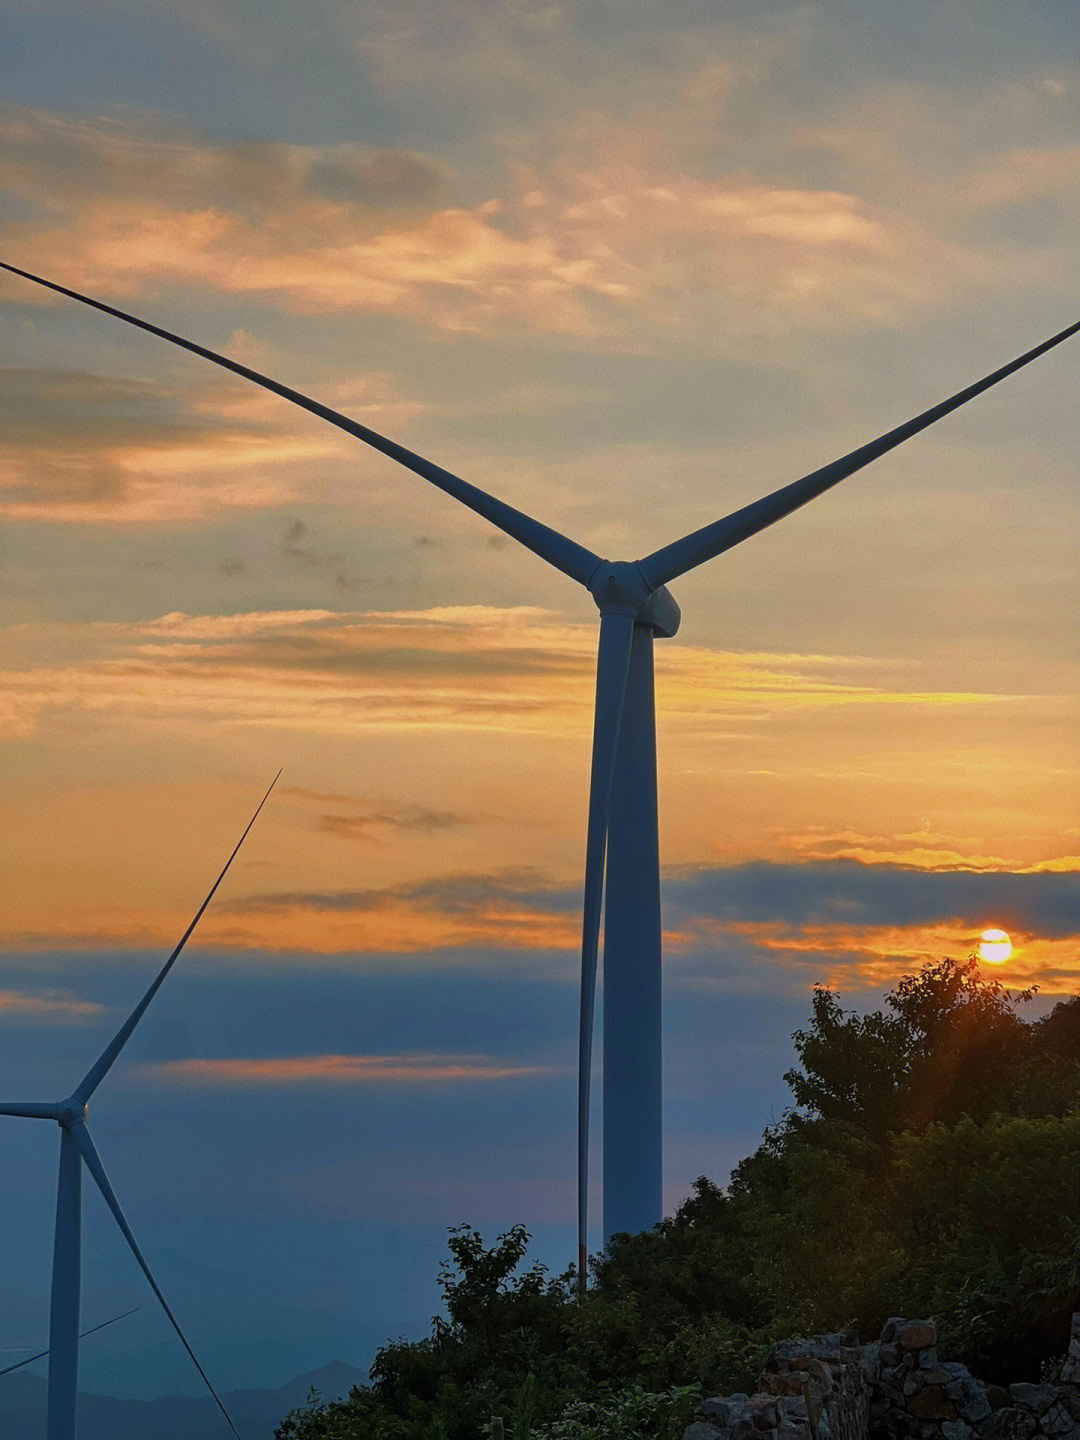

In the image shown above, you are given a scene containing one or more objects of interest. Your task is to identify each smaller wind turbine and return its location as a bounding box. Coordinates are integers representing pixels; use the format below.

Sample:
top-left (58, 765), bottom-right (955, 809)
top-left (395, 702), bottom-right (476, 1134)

top-left (0, 1309), bottom-right (139, 1379)
top-left (0, 775), bottom-right (279, 1440)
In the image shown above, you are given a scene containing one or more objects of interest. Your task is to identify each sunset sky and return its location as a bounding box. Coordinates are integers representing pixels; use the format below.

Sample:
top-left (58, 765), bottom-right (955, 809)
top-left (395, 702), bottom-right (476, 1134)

top-left (1, 0), bottom-right (1078, 1404)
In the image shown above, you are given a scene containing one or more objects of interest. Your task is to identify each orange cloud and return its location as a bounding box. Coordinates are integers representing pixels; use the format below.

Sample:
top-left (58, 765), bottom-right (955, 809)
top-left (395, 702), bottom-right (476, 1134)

top-left (207, 885), bottom-right (579, 957)
top-left (0, 361), bottom-right (420, 523)
top-left (770, 824), bottom-right (1017, 871)
top-left (0, 860), bottom-right (580, 958)
top-left (0, 988), bottom-right (106, 1025)
top-left (140, 1052), bottom-right (560, 1086)
top-left (2, 605), bottom-right (1010, 747)
top-left (0, 105), bottom-right (1003, 340)
top-left (672, 917), bottom-right (1080, 994)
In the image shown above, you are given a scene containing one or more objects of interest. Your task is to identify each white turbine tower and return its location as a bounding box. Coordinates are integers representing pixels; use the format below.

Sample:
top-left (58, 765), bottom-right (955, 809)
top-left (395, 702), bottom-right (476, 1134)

top-left (3, 261), bottom-right (1077, 1287)
top-left (0, 774), bottom-right (278, 1440)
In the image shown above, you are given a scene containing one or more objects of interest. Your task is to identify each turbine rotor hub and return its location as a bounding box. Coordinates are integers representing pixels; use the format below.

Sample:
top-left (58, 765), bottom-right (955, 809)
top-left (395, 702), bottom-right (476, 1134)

top-left (56, 1097), bottom-right (88, 1129)
top-left (587, 561), bottom-right (680, 637)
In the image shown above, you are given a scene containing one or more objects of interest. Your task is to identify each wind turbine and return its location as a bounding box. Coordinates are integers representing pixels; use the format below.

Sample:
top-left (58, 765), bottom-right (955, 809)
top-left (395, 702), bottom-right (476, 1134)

top-left (0, 1309), bottom-right (139, 1379)
top-left (0, 773), bottom-right (279, 1440)
top-left (3, 261), bottom-right (1077, 1287)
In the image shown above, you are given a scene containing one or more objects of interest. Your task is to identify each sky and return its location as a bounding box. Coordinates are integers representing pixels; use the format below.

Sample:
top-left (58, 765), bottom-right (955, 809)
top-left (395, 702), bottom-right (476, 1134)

top-left (1, 0), bottom-right (1078, 1408)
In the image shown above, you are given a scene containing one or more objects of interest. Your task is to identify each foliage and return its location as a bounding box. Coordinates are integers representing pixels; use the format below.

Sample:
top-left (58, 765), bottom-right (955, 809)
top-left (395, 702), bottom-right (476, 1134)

top-left (278, 960), bottom-right (1080, 1439)
top-left (531, 1384), bottom-right (703, 1439)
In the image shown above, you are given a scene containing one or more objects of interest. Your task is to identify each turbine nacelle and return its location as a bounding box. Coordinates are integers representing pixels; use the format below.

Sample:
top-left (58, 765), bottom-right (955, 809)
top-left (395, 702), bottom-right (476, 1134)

top-left (587, 561), bottom-right (681, 638)
top-left (55, 1099), bottom-right (88, 1130)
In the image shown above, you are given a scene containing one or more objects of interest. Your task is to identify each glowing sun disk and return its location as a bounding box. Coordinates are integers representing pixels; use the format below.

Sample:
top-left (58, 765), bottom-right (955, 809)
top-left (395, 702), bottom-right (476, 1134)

top-left (978, 927), bottom-right (1012, 964)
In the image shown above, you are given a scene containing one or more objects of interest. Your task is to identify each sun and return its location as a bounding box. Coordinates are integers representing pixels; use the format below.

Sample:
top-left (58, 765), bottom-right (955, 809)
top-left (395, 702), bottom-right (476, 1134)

top-left (978, 928), bottom-right (1012, 965)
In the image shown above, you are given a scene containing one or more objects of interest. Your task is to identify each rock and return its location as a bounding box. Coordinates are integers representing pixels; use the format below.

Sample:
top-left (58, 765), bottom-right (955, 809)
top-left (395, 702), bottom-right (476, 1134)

top-left (763, 1374), bottom-right (811, 1398)
top-left (1061, 1358), bottom-right (1080, 1386)
top-left (940, 1364), bottom-right (972, 1382)
top-left (748, 1395), bottom-right (781, 1429)
top-left (987, 1387), bottom-right (1012, 1411)
top-left (881, 1344), bottom-right (903, 1369)
top-left (938, 1369), bottom-right (990, 1423)
top-left (958, 1387), bottom-right (991, 1423)
top-left (920, 1370), bottom-right (952, 1387)
top-left (1010, 1385), bottom-right (1057, 1415)
top-left (904, 1372), bottom-right (927, 1397)
top-left (1061, 1391), bottom-right (1080, 1422)
top-left (699, 1398), bottom-right (740, 1424)
top-left (985, 1407), bottom-right (1038, 1440)
top-left (862, 1343), bottom-right (882, 1381)
top-left (684, 1425), bottom-right (720, 1440)
top-left (901, 1324), bottom-right (938, 1352)
top-left (942, 1422), bottom-right (973, 1440)
top-left (909, 1386), bottom-right (958, 1420)
top-left (1071, 1315), bottom-right (1080, 1342)
top-left (1043, 1403), bottom-right (1074, 1436)
top-left (882, 1319), bottom-right (908, 1344)
top-left (918, 1350), bottom-right (941, 1370)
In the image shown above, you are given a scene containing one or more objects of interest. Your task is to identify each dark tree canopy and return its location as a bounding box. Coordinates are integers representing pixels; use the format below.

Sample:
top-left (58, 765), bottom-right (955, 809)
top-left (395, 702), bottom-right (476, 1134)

top-left (278, 959), bottom-right (1080, 1440)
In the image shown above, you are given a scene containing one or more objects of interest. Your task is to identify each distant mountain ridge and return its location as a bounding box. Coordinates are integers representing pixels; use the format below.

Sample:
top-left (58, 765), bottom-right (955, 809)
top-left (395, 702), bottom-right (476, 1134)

top-left (0, 1359), bottom-right (367, 1440)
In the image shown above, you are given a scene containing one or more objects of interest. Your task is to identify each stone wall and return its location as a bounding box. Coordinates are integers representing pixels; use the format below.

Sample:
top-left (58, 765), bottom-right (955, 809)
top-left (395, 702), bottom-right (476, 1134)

top-left (684, 1330), bottom-right (868, 1440)
top-left (683, 1317), bottom-right (1080, 1440)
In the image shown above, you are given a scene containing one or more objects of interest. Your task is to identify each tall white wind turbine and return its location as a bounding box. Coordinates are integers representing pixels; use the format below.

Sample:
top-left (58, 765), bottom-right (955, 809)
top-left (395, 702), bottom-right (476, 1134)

top-left (3, 261), bottom-right (1077, 1287)
top-left (0, 773), bottom-right (278, 1440)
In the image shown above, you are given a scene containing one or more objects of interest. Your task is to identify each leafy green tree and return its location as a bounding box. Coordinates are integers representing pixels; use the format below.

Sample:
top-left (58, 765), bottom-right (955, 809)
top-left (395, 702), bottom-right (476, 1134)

top-left (786, 958), bottom-right (1040, 1138)
top-left (784, 988), bottom-right (911, 1141)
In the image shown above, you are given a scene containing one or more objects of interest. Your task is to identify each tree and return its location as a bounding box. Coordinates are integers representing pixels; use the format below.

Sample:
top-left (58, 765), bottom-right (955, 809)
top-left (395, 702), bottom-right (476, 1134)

top-left (785, 957), bottom-right (1039, 1138)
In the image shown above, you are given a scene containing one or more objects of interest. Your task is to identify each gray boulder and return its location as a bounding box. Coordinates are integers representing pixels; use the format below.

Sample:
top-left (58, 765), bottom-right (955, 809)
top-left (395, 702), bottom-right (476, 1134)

top-left (1010, 1385), bottom-right (1057, 1416)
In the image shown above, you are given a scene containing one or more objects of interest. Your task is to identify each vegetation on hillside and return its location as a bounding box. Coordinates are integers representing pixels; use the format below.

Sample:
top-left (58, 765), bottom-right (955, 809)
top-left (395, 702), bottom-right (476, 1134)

top-left (277, 958), bottom-right (1080, 1439)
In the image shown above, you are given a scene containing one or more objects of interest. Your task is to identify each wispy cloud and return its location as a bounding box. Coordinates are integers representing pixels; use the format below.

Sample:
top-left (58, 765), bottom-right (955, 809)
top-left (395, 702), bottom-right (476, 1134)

top-left (140, 1051), bottom-right (559, 1086)
top-left (771, 824), bottom-right (1017, 871)
top-left (6, 89), bottom-right (1070, 343)
top-left (0, 987), bottom-right (106, 1026)
top-left (212, 866), bottom-right (578, 955)
top-left (281, 785), bottom-right (470, 842)
top-left (1, 604), bottom-right (1015, 744)
top-left (0, 358), bottom-right (422, 522)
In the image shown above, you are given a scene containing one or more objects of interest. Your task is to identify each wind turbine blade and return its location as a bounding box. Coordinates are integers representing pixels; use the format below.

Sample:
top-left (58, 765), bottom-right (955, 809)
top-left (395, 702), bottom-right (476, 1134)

top-left (577, 610), bottom-right (635, 1291)
top-left (71, 1125), bottom-right (241, 1439)
top-left (75, 772), bottom-right (279, 1104)
top-left (0, 262), bottom-right (602, 589)
top-left (0, 1309), bottom-right (139, 1378)
top-left (636, 317), bottom-right (1080, 589)
top-left (0, 1102), bottom-right (60, 1119)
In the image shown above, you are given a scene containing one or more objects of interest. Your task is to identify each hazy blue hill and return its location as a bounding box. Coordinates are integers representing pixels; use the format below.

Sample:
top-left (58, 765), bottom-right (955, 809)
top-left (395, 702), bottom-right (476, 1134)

top-left (0, 1359), bottom-right (366, 1439)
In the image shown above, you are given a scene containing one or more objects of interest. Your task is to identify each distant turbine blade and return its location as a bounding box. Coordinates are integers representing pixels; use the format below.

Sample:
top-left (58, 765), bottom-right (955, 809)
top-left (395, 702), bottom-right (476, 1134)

top-left (0, 262), bottom-right (602, 589)
top-left (0, 1309), bottom-right (139, 1378)
top-left (70, 1125), bottom-right (241, 1439)
top-left (0, 1102), bottom-right (60, 1119)
top-left (636, 317), bottom-right (1080, 589)
top-left (577, 610), bottom-right (636, 1291)
top-left (75, 772), bottom-right (280, 1104)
